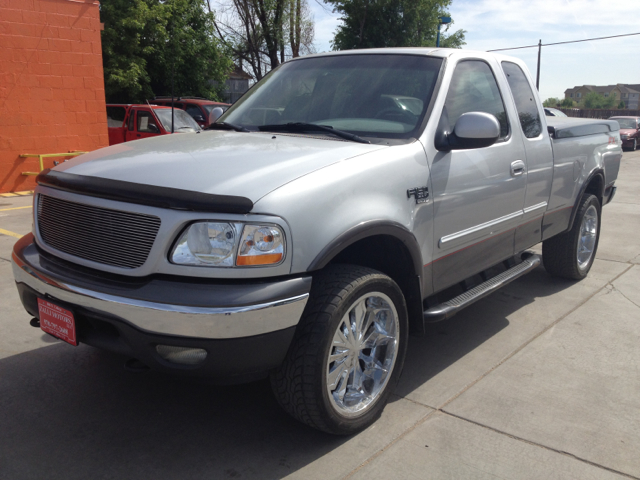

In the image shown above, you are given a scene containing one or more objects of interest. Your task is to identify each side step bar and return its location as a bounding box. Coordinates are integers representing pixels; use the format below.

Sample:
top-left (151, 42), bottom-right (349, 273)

top-left (423, 254), bottom-right (541, 323)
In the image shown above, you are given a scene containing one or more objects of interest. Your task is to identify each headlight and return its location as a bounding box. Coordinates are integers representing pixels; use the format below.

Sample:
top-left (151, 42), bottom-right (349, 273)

top-left (170, 222), bottom-right (285, 267)
top-left (171, 222), bottom-right (236, 266)
top-left (237, 225), bottom-right (284, 266)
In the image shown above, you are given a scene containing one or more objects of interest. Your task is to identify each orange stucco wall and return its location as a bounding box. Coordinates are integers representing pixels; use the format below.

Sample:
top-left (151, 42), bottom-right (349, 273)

top-left (0, 0), bottom-right (108, 193)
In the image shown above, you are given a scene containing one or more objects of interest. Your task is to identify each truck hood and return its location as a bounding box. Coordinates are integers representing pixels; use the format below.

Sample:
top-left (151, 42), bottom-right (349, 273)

top-left (55, 131), bottom-right (386, 203)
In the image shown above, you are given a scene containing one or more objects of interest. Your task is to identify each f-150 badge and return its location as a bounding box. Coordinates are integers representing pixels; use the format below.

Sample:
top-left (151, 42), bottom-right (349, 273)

top-left (407, 186), bottom-right (429, 204)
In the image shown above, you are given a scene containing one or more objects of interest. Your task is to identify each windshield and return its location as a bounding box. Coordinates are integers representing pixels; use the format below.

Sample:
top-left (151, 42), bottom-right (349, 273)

top-left (154, 109), bottom-right (201, 131)
top-left (613, 118), bottom-right (638, 129)
top-left (220, 54), bottom-right (443, 139)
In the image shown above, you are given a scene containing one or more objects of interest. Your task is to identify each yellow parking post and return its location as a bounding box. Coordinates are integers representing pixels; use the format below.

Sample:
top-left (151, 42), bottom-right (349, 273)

top-left (20, 151), bottom-right (87, 176)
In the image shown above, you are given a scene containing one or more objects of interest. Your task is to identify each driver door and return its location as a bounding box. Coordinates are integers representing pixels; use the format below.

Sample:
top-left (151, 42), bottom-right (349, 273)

top-left (430, 59), bottom-right (527, 291)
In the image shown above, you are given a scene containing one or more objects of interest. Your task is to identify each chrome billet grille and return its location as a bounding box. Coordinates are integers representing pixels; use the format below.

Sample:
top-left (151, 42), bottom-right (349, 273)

top-left (37, 194), bottom-right (161, 269)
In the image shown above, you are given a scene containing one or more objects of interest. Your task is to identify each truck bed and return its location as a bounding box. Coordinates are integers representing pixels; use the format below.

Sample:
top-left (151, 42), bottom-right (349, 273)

top-left (546, 117), bottom-right (620, 139)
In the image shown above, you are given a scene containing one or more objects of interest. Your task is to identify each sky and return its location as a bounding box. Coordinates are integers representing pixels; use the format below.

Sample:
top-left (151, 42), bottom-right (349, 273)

top-left (307, 0), bottom-right (640, 101)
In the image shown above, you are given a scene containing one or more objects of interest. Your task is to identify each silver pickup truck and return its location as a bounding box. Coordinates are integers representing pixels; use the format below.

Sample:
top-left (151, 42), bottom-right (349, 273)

top-left (12, 48), bottom-right (621, 434)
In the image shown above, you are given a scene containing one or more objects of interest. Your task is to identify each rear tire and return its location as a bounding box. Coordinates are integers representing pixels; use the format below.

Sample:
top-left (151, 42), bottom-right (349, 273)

top-left (270, 264), bottom-right (408, 435)
top-left (542, 194), bottom-right (601, 280)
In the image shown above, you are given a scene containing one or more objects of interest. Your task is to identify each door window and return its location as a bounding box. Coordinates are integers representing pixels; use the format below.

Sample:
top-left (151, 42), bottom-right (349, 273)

top-left (137, 111), bottom-right (158, 133)
top-left (185, 104), bottom-right (202, 118)
top-left (444, 60), bottom-right (509, 139)
top-left (501, 62), bottom-right (542, 138)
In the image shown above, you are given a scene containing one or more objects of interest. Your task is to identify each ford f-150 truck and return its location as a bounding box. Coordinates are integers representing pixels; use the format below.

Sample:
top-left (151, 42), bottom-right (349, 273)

top-left (12, 48), bottom-right (621, 435)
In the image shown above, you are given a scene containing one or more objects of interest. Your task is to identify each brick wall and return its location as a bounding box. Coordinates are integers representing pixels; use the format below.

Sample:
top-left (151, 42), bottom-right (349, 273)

top-left (0, 0), bottom-right (108, 193)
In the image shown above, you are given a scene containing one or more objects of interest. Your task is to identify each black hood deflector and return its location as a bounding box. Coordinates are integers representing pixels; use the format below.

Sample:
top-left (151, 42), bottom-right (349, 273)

top-left (36, 169), bottom-right (254, 214)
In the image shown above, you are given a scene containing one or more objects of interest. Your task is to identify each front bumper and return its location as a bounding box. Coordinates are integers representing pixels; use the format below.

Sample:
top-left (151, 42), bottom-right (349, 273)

top-left (12, 234), bottom-right (310, 380)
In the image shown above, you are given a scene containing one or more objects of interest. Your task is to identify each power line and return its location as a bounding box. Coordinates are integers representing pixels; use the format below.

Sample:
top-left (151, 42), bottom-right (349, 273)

top-left (487, 32), bottom-right (640, 52)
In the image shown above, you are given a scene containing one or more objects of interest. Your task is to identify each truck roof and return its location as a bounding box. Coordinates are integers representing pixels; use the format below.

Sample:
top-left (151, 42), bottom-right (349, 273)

top-left (152, 97), bottom-right (230, 106)
top-left (297, 47), bottom-right (521, 61)
top-left (106, 104), bottom-right (173, 109)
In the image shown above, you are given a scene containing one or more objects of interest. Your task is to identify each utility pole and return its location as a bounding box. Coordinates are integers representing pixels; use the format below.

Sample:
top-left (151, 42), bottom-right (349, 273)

top-left (536, 39), bottom-right (542, 91)
top-left (170, 21), bottom-right (175, 134)
top-left (171, 56), bottom-right (175, 134)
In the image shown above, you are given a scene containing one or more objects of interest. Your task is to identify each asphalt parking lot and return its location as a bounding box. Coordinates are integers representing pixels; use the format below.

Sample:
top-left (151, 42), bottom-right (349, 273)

top-left (1, 149), bottom-right (639, 480)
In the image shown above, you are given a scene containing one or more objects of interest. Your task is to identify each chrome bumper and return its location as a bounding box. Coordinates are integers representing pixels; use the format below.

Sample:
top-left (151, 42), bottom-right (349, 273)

top-left (12, 235), bottom-right (309, 340)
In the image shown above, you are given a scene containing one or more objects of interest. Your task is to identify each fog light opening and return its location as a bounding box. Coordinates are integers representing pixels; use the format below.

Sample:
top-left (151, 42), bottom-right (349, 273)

top-left (156, 345), bottom-right (208, 365)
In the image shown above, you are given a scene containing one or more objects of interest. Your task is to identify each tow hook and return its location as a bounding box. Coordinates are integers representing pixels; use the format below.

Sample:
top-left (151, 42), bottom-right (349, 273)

top-left (29, 318), bottom-right (40, 328)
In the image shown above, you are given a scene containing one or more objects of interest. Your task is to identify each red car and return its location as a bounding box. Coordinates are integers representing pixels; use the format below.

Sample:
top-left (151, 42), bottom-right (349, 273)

top-left (150, 97), bottom-right (230, 128)
top-left (106, 104), bottom-right (201, 146)
top-left (609, 116), bottom-right (640, 151)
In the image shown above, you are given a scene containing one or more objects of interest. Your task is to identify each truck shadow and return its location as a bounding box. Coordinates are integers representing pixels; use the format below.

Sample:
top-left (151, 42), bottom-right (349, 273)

top-left (395, 265), bottom-right (578, 403)
top-left (0, 266), bottom-right (577, 479)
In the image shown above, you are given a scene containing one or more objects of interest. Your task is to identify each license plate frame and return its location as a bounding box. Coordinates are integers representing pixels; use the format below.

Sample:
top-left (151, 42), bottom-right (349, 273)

top-left (37, 298), bottom-right (78, 346)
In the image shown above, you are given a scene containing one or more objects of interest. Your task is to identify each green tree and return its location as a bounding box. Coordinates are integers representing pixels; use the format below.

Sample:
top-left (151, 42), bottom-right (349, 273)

top-left (101, 0), bottom-right (232, 103)
top-left (582, 92), bottom-right (603, 108)
top-left (582, 92), bottom-right (616, 109)
top-left (618, 100), bottom-right (626, 109)
top-left (560, 97), bottom-right (574, 108)
top-left (326, 0), bottom-right (466, 50)
top-left (543, 97), bottom-right (561, 107)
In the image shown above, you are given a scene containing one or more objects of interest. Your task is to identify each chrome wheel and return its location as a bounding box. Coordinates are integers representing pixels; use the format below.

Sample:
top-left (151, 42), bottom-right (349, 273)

top-left (577, 204), bottom-right (598, 270)
top-left (326, 292), bottom-right (399, 417)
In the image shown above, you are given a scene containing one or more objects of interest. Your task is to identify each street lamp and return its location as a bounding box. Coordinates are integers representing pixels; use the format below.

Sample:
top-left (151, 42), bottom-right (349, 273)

top-left (436, 16), bottom-right (452, 48)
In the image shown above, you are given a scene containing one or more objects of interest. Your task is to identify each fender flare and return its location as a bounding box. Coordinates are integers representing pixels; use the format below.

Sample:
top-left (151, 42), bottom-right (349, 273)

top-left (567, 168), bottom-right (605, 232)
top-left (307, 220), bottom-right (424, 278)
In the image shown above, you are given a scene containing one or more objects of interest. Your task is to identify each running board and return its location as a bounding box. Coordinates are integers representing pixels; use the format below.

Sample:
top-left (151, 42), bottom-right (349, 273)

top-left (423, 254), bottom-right (541, 323)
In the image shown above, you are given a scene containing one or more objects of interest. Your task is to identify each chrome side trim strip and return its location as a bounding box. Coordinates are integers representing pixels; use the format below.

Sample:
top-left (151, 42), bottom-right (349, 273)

top-left (523, 201), bottom-right (548, 214)
top-left (12, 252), bottom-right (308, 340)
top-left (439, 210), bottom-right (522, 246)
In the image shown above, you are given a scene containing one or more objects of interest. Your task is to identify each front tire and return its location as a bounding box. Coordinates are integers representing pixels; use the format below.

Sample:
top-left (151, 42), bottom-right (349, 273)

top-left (270, 265), bottom-right (408, 435)
top-left (543, 194), bottom-right (601, 280)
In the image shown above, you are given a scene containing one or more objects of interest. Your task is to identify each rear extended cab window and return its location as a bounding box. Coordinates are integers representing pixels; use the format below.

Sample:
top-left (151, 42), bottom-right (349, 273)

top-left (501, 61), bottom-right (542, 138)
top-left (106, 106), bottom-right (126, 127)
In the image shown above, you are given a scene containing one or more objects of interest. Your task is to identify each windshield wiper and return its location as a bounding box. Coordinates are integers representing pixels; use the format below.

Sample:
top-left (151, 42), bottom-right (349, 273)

top-left (258, 123), bottom-right (370, 144)
top-left (206, 122), bottom-right (250, 133)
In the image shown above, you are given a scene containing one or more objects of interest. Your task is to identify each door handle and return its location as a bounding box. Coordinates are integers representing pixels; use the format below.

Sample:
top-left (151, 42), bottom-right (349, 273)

top-left (511, 160), bottom-right (525, 177)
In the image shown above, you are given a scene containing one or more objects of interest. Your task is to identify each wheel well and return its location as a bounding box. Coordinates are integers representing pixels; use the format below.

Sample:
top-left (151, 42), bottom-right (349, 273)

top-left (325, 235), bottom-right (424, 335)
top-left (584, 173), bottom-right (604, 204)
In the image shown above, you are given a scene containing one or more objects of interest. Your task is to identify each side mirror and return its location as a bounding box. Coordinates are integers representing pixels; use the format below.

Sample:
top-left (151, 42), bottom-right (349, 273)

top-left (435, 110), bottom-right (500, 151)
top-left (148, 123), bottom-right (160, 134)
top-left (193, 115), bottom-right (205, 122)
top-left (208, 107), bottom-right (224, 124)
